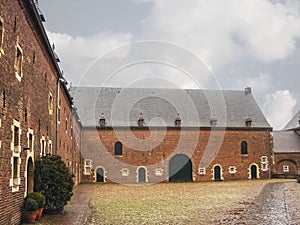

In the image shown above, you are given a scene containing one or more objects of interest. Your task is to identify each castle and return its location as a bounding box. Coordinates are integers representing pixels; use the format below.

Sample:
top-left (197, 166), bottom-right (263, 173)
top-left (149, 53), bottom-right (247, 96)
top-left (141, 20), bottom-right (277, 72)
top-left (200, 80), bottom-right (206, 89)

top-left (0, 1), bottom-right (299, 224)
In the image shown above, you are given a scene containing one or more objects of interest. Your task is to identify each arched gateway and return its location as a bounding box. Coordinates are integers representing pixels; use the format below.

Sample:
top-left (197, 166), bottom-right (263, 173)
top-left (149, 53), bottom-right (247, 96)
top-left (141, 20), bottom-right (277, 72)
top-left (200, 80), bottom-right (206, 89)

top-left (169, 154), bottom-right (193, 182)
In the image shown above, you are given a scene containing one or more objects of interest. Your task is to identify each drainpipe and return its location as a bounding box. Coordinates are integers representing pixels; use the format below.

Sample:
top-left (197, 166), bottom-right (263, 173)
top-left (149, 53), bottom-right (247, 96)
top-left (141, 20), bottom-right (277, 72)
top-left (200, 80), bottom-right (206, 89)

top-left (56, 77), bottom-right (66, 155)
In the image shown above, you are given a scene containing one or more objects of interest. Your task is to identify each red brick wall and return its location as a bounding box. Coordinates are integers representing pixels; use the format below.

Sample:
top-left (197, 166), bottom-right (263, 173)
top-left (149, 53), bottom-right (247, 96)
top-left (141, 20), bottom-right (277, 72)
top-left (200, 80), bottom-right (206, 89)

top-left (273, 153), bottom-right (300, 178)
top-left (0, 1), bottom-right (81, 223)
top-left (81, 128), bottom-right (272, 184)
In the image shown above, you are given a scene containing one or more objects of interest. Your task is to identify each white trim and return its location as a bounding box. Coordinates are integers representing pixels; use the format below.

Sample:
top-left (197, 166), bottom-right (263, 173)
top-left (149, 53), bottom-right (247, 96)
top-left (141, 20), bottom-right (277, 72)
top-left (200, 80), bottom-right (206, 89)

top-left (154, 168), bottom-right (163, 176)
top-left (95, 166), bottom-right (106, 183)
top-left (48, 140), bottom-right (53, 155)
top-left (211, 164), bottom-right (224, 180)
top-left (283, 165), bottom-right (289, 173)
top-left (84, 159), bottom-right (92, 175)
top-left (228, 166), bottom-right (237, 174)
top-left (27, 128), bottom-right (34, 152)
top-left (136, 166), bottom-right (148, 183)
top-left (198, 166), bottom-right (206, 175)
top-left (121, 168), bottom-right (129, 177)
top-left (11, 119), bottom-right (21, 153)
top-left (248, 163), bottom-right (260, 179)
top-left (14, 43), bottom-right (23, 81)
top-left (40, 136), bottom-right (46, 156)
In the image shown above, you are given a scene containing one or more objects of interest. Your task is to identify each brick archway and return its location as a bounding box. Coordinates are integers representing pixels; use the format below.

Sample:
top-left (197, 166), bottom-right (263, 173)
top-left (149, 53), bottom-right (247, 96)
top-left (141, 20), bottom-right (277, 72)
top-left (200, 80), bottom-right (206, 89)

top-left (169, 154), bottom-right (192, 182)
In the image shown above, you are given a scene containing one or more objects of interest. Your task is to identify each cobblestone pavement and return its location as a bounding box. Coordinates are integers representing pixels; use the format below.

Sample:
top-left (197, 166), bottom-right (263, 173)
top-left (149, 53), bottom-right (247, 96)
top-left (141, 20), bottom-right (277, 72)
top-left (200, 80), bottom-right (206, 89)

top-left (23, 183), bottom-right (97, 225)
top-left (23, 180), bottom-right (300, 225)
top-left (217, 181), bottom-right (300, 225)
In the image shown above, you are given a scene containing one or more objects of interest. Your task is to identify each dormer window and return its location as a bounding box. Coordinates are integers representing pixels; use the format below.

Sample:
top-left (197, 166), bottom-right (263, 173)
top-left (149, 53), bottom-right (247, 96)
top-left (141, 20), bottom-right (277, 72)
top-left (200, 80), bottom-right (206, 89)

top-left (210, 115), bottom-right (217, 127)
top-left (99, 112), bottom-right (105, 126)
top-left (138, 113), bottom-right (144, 127)
top-left (175, 114), bottom-right (181, 127)
top-left (245, 117), bottom-right (252, 127)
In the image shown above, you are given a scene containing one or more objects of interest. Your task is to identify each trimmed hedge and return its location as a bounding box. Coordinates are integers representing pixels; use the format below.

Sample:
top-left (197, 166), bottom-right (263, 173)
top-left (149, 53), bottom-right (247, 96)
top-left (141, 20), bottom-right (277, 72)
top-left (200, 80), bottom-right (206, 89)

top-left (34, 155), bottom-right (74, 213)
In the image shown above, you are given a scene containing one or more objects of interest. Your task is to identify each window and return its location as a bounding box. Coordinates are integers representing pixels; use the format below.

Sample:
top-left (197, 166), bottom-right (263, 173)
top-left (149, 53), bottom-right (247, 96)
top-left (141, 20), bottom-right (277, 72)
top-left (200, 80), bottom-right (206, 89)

top-left (0, 17), bottom-right (4, 55)
top-left (283, 165), bottom-right (289, 173)
top-left (12, 120), bottom-right (21, 153)
top-left (261, 156), bottom-right (268, 171)
top-left (14, 44), bottom-right (23, 80)
top-left (114, 142), bottom-right (122, 156)
top-left (48, 93), bottom-right (53, 115)
top-left (154, 168), bottom-right (163, 176)
top-left (198, 166), bottom-right (206, 175)
top-left (241, 141), bottom-right (248, 155)
top-left (40, 136), bottom-right (45, 156)
top-left (228, 166), bottom-right (237, 174)
top-left (10, 155), bottom-right (21, 192)
top-left (65, 118), bottom-right (68, 133)
top-left (48, 140), bottom-right (52, 154)
top-left (84, 159), bottom-right (91, 175)
top-left (28, 129), bottom-right (34, 151)
top-left (57, 106), bottom-right (60, 123)
top-left (14, 126), bottom-right (19, 146)
top-left (121, 168), bottom-right (129, 177)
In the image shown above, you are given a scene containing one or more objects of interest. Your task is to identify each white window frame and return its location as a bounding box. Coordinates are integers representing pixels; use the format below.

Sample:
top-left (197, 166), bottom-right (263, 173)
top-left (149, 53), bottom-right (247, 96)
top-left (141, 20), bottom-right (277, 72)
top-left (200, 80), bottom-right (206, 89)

top-left (84, 159), bottom-right (92, 175)
top-left (228, 166), bottom-right (237, 174)
top-left (261, 156), bottom-right (268, 171)
top-left (27, 128), bottom-right (34, 152)
top-left (121, 168), bottom-right (129, 177)
top-left (49, 92), bottom-right (53, 115)
top-left (40, 136), bottom-right (46, 156)
top-left (48, 140), bottom-right (52, 155)
top-left (154, 168), bottom-right (163, 176)
top-left (283, 165), bottom-right (289, 173)
top-left (11, 119), bottom-right (21, 153)
top-left (198, 166), bottom-right (206, 175)
top-left (0, 16), bottom-right (4, 57)
top-left (14, 43), bottom-right (23, 81)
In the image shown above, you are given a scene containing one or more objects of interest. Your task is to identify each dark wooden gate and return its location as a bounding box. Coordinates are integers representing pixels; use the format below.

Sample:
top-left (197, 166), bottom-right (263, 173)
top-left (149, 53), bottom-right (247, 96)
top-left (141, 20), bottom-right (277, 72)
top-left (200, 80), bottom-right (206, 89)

top-left (169, 154), bottom-right (192, 182)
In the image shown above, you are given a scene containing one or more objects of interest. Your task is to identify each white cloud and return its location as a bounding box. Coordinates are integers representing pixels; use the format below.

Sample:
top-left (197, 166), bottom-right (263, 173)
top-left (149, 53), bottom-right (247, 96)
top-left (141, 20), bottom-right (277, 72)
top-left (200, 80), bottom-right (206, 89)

top-left (141, 0), bottom-right (300, 68)
top-left (244, 73), bottom-right (271, 92)
top-left (47, 31), bottom-right (133, 85)
top-left (262, 90), bottom-right (297, 129)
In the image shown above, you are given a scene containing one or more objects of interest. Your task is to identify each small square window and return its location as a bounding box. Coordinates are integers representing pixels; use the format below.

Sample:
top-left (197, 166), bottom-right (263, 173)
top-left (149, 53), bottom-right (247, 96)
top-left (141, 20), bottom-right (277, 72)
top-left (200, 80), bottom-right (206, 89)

top-left (198, 167), bottom-right (206, 175)
top-left (121, 168), bottom-right (129, 177)
top-left (85, 159), bottom-right (91, 167)
top-left (261, 156), bottom-right (267, 163)
top-left (283, 165), bottom-right (289, 173)
top-left (229, 166), bottom-right (236, 174)
top-left (154, 168), bottom-right (163, 176)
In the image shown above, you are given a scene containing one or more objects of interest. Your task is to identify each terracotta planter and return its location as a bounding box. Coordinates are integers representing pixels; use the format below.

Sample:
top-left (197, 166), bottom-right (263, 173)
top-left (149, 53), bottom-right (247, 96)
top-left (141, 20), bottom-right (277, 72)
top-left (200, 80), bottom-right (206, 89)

top-left (25, 210), bottom-right (38, 223)
top-left (36, 208), bottom-right (43, 221)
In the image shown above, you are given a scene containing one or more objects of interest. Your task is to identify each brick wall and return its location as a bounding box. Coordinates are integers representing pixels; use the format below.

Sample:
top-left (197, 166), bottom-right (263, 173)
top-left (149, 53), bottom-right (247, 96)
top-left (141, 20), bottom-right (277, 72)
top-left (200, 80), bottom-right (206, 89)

top-left (81, 127), bottom-right (272, 184)
top-left (273, 153), bottom-right (300, 178)
top-left (0, 1), bottom-right (81, 224)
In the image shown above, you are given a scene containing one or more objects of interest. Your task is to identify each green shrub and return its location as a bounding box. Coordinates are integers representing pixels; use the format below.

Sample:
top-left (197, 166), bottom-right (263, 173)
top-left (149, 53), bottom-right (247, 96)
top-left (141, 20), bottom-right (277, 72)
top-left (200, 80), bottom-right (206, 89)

top-left (27, 192), bottom-right (46, 208)
top-left (24, 197), bottom-right (39, 211)
top-left (34, 154), bottom-right (74, 214)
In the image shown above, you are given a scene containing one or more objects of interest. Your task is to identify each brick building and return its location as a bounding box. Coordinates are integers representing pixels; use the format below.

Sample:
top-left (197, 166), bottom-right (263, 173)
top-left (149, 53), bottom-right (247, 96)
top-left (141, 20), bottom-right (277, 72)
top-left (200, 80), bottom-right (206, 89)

top-left (71, 87), bottom-right (273, 184)
top-left (0, 0), bottom-right (81, 224)
top-left (273, 110), bottom-right (300, 178)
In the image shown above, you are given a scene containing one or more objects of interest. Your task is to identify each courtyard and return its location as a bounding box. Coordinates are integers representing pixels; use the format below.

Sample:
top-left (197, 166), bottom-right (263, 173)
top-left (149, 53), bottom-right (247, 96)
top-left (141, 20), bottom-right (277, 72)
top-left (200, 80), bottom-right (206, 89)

top-left (28, 179), bottom-right (300, 225)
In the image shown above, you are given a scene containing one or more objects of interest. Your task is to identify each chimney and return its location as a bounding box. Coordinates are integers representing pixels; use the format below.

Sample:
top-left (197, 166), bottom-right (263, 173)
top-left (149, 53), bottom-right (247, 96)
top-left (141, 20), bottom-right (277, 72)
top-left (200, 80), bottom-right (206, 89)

top-left (244, 87), bottom-right (251, 95)
top-left (175, 114), bottom-right (181, 127)
top-left (138, 113), bottom-right (144, 127)
top-left (99, 112), bottom-right (105, 126)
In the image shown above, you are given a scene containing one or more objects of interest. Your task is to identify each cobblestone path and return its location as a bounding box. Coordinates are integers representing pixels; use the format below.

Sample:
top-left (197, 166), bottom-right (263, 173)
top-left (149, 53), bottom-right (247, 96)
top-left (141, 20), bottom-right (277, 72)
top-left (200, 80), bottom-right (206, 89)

top-left (234, 182), bottom-right (290, 225)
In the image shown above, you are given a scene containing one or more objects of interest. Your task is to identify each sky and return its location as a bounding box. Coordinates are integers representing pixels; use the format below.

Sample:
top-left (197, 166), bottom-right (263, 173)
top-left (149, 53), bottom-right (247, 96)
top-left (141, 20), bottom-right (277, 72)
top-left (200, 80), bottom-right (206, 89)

top-left (38, 0), bottom-right (300, 130)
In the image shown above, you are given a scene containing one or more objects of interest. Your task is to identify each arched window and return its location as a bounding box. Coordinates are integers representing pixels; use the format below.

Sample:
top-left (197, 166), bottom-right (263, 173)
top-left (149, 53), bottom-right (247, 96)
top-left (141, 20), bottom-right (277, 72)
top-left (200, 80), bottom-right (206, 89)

top-left (114, 142), bottom-right (122, 156)
top-left (241, 141), bottom-right (248, 155)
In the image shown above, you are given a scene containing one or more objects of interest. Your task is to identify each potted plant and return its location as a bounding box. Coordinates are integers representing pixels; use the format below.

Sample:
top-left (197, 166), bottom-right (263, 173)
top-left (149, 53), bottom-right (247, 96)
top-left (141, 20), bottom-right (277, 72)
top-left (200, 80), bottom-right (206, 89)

top-left (23, 197), bottom-right (39, 223)
top-left (27, 192), bottom-right (46, 221)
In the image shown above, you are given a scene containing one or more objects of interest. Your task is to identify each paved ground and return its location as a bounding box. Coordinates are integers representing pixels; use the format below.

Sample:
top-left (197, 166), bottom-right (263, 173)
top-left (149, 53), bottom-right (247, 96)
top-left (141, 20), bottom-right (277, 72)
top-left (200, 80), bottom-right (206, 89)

top-left (23, 180), bottom-right (300, 225)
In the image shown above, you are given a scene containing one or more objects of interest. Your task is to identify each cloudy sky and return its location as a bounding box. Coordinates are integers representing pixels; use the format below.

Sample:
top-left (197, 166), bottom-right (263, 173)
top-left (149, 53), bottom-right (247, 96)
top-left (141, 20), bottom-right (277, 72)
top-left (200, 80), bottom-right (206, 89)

top-left (39, 0), bottom-right (300, 130)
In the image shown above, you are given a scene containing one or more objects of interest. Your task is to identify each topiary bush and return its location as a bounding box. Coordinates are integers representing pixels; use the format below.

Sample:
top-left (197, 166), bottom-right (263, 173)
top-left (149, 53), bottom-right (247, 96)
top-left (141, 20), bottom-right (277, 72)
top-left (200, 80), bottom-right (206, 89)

top-left (34, 154), bottom-right (74, 214)
top-left (27, 192), bottom-right (46, 209)
top-left (24, 197), bottom-right (39, 212)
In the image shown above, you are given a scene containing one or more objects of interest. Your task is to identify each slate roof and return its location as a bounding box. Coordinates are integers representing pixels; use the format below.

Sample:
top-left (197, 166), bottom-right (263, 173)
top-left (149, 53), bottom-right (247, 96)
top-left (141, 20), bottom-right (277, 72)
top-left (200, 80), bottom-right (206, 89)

top-left (70, 87), bottom-right (271, 128)
top-left (283, 110), bottom-right (300, 130)
top-left (273, 130), bottom-right (300, 153)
